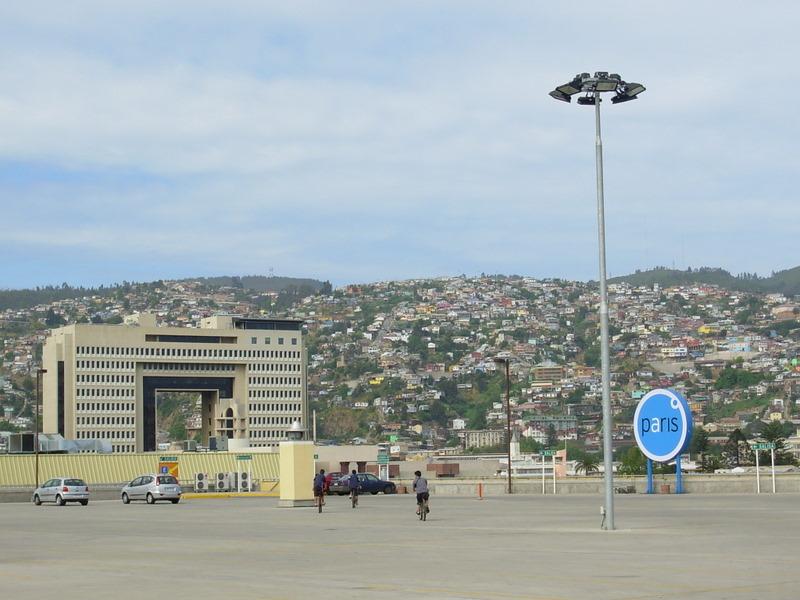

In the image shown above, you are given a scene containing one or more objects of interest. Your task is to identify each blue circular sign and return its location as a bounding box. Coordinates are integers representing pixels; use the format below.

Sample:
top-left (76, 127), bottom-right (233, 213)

top-left (633, 389), bottom-right (693, 462)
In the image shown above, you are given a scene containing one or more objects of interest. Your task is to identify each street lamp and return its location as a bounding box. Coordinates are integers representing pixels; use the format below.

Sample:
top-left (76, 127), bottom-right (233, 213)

top-left (35, 368), bottom-right (47, 488)
top-left (549, 71), bottom-right (645, 531)
top-left (493, 357), bottom-right (513, 495)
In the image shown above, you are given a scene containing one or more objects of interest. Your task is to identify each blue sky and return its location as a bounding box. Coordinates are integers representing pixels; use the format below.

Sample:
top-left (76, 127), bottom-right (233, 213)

top-left (1, 2), bottom-right (798, 289)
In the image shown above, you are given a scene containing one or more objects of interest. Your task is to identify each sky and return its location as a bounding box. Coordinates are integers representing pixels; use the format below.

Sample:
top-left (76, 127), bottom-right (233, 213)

top-left (1, 2), bottom-right (798, 289)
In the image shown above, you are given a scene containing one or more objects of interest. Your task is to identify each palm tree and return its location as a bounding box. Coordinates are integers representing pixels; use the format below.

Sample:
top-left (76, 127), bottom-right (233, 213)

top-left (575, 454), bottom-right (600, 475)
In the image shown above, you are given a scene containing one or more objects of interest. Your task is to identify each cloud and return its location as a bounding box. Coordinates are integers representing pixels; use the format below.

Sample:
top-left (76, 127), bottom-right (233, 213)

top-left (1, 2), bottom-right (799, 287)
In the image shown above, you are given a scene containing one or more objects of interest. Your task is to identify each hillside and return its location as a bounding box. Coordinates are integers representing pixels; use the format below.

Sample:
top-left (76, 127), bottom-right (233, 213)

top-left (191, 275), bottom-right (330, 293)
top-left (0, 275), bottom-right (330, 311)
top-left (609, 266), bottom-right (800, 296)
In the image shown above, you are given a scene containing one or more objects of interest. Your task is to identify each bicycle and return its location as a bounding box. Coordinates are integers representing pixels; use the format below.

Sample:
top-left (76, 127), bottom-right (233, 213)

top-left (315, 488), bottom-right (324, 513)
top-left (418, 495), bottom-right (429, 521)
top-left (350, 488), bottom-right (359, 509)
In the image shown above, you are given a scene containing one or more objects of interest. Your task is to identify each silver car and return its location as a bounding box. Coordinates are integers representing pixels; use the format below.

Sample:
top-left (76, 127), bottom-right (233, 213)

top-left (121, 474), bottom-right (182, 504)
top-left (33, 477), bottom-right (90, 506)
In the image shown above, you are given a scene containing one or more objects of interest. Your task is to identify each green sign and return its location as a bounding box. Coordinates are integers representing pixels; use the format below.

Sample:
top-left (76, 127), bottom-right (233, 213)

top-left (159, 456), bottom-right (178, 462)
top-left (313, 454), bottom-right (319, 459)
top-left (236, 454), bottom-right (253, 461)
top-left (541, 449), bottom-right (556, 457)
top-left (389, 435), bottom-right (398, 442)
top-left (752, 443), bottom-right (775, 451)
top-left (377, 454), bottom-right (390, 464)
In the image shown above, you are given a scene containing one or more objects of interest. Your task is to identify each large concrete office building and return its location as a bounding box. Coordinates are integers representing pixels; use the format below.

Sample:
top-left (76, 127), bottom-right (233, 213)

top-left (42, 313), bottom-right (307, 453)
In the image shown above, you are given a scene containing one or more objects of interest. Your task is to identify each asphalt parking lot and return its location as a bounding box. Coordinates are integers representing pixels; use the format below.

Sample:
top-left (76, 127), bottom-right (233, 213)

top-left (1, 493), bottom-right (797, 599)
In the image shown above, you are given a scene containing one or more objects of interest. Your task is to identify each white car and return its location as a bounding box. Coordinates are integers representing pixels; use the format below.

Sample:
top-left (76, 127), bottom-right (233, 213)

top-left (33, 477), bottom-right (90, 506)
top-left (121, 474), bottom-right (182, 504)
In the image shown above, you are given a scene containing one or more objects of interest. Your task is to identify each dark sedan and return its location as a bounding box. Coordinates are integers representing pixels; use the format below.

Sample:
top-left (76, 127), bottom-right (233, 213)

top-left (329, 473), bottom-right (396, 495)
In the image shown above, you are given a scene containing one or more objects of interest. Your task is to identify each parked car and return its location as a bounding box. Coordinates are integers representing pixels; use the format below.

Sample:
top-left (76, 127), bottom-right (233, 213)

top-left (121, 474), bottom-right (182, 504)
top-left (33, 477), bottom-right (89, 506)
top-left (329, 473), bottom-right (395, 495)
top-left (324, 471), bottom-right (344, 493)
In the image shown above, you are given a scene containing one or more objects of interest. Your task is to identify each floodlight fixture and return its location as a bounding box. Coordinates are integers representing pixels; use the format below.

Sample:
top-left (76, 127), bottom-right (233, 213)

top-left (624, 82), bottom-right (646, 97)
top-left (595, 79), bottom-right (618, 92)
top-left (611, 93), bottom-right (637, 104)
top-left (556, 76), bottom-right (583, 96)
top-left (577, 95), bottom-right (596, 105)
top-left (549, 89), bottom-right (571, 103)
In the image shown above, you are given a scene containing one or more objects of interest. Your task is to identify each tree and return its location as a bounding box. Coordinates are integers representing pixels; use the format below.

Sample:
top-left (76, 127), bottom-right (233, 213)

top-left (546, 424), bottom-right (558, 448)
top-left (723, 428), bottom-right (752, 467)
top-left (689, 428), bottom-right (710, 467)
top-left (758, 421), bottom-right (796, 465)
top-left (44, 308), bottom-right (66, 328)
top-left (618, 446), bottom-right (646, 475)
top-left (575, 454), bottom-right (600, 475)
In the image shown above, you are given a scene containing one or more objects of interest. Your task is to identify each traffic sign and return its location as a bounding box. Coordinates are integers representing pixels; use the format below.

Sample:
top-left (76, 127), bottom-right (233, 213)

top-left (633, 388), bottom-right (693, 463)
top-left (159, 456), bottom-right (178, 462)
top-left (541, 449), bottom-right (556, 457)
top-left (752, 442), bottom-right (776, 451)
top-left (377, 453), bottom-right (390, 464)
top-left (236, 454), bottom-right (253, 461)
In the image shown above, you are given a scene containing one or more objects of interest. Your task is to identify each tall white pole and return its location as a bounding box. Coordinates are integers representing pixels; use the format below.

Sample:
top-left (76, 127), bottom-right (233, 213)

top-left (770, 448), bottom-right (776, 494)
top-left (542, 454), bottom-right (546, 494)
top-left (595, 92), bottom-right (615, 530)
top-left (755, 449), bottom-right (761, 494)
top-left (552, 454), bottom-right (556, 494)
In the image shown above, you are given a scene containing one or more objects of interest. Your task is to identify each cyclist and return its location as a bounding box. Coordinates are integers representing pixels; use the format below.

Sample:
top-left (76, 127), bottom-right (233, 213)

top-left (348, 470), bottom-right (360, 507)
top-left (412, 470), bottom-right (429, 515)
top-left (313, 469), bottom-right (326, 507)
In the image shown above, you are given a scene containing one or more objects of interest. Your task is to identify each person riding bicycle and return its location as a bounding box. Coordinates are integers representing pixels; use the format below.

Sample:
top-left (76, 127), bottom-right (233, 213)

top-left (313, 469), bottom-right (326, 505)
top-left (412, 470), bottom-right (429, 514)
top-left (348, 470), bottom-right (360, 503)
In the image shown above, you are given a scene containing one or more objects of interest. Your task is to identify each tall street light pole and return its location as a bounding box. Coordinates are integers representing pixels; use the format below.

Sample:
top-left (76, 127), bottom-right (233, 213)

top-left (35, 368), bottom-right (47, 487)
top-left (493, 357), bottom-right (512, 495)
top-left (549, 72), bottom-right (645, 531)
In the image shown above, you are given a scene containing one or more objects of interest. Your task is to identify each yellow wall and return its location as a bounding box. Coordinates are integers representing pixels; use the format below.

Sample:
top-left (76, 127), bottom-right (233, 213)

top-left (0, 452), bottom-right (279, 487)
top-left (279, 441), bottom-right (314, 502)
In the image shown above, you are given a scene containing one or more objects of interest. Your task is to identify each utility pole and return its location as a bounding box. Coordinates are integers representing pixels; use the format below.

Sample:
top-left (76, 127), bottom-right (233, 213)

top-left (35, 368), bottom-right (47, 487)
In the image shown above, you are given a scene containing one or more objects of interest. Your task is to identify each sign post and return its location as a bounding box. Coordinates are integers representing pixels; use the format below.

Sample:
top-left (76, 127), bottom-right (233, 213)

top-left (541, 449), bottom-right (556, 495)
top-left (751, 442), bottom-right (776, 494)
top-left (377, 451), bottom-right (390, 482)
top-left (633, 389), bottom-right (693, 495)
top-left (771, 447), bottom-right (776, 494)
top-left (158, 455), bottom-right (179, 479)
top-left (755, 447), bottom-right (761, 494)
top-left (542, 454), bottom-right (545, 494)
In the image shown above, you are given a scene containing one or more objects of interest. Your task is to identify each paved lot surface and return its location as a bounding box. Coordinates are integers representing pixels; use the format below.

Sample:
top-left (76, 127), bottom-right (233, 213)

top-left (1, 493), bottom-right (797, 599)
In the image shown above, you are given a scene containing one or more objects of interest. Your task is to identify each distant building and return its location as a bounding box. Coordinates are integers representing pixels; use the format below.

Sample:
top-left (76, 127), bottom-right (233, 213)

top-left (534, 363), bottom-right (564, 382)
top-left (461, 429), bottom-right (505, 449)
top-left (42, 313), bottom-right (307, 453)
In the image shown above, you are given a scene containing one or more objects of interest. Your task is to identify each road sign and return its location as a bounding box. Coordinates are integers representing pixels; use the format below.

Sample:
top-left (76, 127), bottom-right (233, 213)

top-left (541, 449), bottom-right (556, 457)
top-left (633, 388), bottom-right (693, 463)
top-left (158, 457), bottom-right (179, 478)
top-left (377, 453), bottom-right (390, 464)
top-left (389, 435), bottom-right (398, 443)
top-left (236, 454), bottom-right (253, 461)
top-left (752, 443), bottom-right (776, 451)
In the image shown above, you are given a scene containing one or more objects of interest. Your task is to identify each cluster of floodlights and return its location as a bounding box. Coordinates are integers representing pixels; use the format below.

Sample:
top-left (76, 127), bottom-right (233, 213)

top-left (549, 72), bottom-right (645, 105)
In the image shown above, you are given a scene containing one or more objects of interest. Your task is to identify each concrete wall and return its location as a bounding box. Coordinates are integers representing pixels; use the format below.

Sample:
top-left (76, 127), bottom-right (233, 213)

top-left (0, 451), bottom-right (279, 487)
top-left (393, 474), bottom-right (800, 496)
